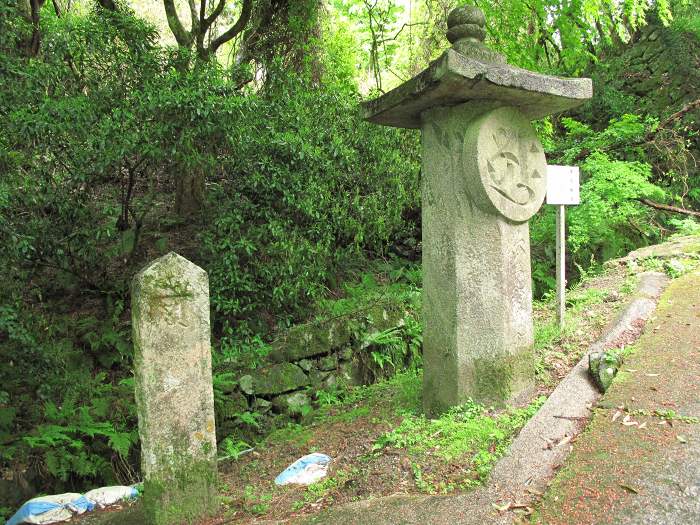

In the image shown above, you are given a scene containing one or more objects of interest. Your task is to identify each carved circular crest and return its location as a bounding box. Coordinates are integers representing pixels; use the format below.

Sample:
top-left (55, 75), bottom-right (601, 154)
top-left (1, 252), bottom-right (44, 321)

top-left (463, 107), bottom-right (546, 222)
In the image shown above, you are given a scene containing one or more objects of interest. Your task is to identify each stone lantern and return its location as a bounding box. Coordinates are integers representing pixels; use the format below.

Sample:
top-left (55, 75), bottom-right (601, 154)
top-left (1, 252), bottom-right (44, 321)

top-left (362, 6), bottom-right (592, 415)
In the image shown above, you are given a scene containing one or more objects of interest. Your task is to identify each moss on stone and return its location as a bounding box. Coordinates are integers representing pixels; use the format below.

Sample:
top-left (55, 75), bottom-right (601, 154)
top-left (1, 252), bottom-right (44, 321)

top-left (142, 458), bottom-right (218, 525)
top-left (269, 320), bottom-right (351, 362)
top-left (248, 363), bottom-right (310, 395)
top-left (470, 350), bottom-right (534, 406)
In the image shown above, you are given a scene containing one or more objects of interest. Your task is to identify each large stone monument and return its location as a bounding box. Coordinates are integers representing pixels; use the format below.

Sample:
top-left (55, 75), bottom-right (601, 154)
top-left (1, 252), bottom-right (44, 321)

top-left (131, 252), bottom-right (218, 524)
top-left (362, 6), bottom-right (592, 415)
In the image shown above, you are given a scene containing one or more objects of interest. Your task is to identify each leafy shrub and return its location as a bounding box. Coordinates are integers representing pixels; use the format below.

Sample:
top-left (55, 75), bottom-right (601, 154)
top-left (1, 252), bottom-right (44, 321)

top-left (201, 79), bottom-right (420, 339)
top-left (0, 4), bottom-right (421, 496)
top-left (530, 114), bottom-right (666, 294)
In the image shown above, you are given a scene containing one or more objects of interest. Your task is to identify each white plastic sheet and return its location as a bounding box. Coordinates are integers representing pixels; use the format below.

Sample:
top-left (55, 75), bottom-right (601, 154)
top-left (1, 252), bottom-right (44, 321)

top-left (6, 485), bottom-right (138, 525)
top-left (84, 486), bottom-right (138, 508)
top-left (274, 453), bottom-right (331, 486)
top-left (6, 493), bottom-right (93, 525)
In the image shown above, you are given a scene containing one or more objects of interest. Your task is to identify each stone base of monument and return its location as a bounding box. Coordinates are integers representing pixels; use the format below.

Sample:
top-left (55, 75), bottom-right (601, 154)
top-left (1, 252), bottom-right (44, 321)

top-left (141, 458), bottom-right (218, 525)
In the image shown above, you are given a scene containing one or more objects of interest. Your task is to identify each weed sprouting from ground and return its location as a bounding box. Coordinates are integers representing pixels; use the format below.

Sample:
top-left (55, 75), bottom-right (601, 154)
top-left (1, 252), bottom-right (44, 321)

top-left (370, 396), bottom-right (545, 493)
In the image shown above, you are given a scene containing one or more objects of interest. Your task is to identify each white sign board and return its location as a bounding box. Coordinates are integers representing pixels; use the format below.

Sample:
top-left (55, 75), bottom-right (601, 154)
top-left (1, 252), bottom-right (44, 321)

top-left (546, 165), bottom-right (580, 205)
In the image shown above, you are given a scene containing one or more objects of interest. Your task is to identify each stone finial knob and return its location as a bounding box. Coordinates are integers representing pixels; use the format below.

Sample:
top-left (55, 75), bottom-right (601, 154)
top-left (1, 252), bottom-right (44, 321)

top-left (446, 6), bottom-right (486, 44)
top-left (445, 5), bottom-right (506, 64)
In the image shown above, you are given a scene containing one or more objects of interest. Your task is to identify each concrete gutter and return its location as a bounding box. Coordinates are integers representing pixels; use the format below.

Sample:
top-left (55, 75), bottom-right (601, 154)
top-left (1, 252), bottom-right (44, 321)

top-left (489, 271), bottom-right (669, 501)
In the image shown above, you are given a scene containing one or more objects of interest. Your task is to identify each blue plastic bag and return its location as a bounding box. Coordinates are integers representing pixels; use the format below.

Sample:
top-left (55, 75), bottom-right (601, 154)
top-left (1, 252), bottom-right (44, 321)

top-left (6, 493), bottom-right (94, 525)
top-left (274, 453), bottom-right (331, 486)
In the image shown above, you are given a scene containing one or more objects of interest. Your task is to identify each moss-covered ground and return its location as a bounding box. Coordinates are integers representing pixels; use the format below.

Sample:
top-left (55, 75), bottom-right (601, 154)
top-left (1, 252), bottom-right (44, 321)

top-left (531, 268), bottom-right (700, 524)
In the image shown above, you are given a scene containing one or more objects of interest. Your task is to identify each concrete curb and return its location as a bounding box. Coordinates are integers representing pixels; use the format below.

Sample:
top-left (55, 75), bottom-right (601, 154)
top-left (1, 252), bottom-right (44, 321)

top-left (488, 271), bottom-right (669, 502)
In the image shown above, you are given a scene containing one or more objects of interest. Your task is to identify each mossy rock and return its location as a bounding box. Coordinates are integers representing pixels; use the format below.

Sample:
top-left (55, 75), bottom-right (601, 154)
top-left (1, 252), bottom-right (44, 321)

top-left (247, 363), bottom-right (310, 395)
top-left (218, 392), bottom-right (248, 419)
top-left (318, 354), bottom-right (338, 371)
top-left (269, 320), bottom-right (352, 363)
top-left (308, 369), bottom-right (332, 386)
top-left (364, 302), bottom-right (406, 333)
top-left (589, 351), bottom-right (623, 392)
top-left (271, 391), bottom-right (311, 415)
top-left (252, 398), bottom-right (272, 414)
top-left (338, 361), bottom-right (364, 386)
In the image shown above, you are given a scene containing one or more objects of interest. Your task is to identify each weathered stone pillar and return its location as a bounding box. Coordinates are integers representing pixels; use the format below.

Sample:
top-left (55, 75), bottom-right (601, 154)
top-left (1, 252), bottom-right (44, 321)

top-left (362, 6), bottom-right (592, 415)
top-left (132, 252), bottom-right (218, 524)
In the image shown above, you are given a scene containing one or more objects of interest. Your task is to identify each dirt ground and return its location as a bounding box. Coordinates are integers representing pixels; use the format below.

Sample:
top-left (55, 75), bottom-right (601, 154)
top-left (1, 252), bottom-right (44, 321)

top-left (207, 263), bottom-right (636, 524)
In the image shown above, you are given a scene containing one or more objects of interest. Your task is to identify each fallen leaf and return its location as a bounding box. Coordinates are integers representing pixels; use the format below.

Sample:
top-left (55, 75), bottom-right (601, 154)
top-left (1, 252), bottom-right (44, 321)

top-left (620, 484), bottom-right (639, 494)
top-left (622, 420), bottom-right (639, 426)
top-left (557, 435), bottom-right (573, 447)
top-left (677, 435), bottom-right (688, 444)
top-left (510, 503), bottom-right (530, 509)
top-left (612, 410), bottom-right (622, 422)
top-left (645, 373), bottom-right (660, 377)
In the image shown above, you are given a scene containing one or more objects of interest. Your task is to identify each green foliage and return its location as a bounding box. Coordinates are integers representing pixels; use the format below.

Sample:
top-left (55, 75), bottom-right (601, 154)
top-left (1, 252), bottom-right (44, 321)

top-left (363, 316), bottom-right (422, 373)
top-left (531, 114), bottom-right (666, 294)
top-left (317, 264), bottom-right (422, 320)
top-left (201, 80), bottom-right (419, 340)
top-left (218, 437), bottom-right (252, 461)
top-left (372, 397), bottom-right (545, 491)
top-left (242, 485), bottom-right (273, 516)
top-left (569, 151), bottom-right (664, 254)
top-left (669, 217), bottom-right (700, 237)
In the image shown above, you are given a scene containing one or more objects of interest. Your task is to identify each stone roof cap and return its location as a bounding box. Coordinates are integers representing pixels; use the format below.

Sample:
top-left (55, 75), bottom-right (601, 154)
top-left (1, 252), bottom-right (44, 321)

top-left (362, 49), bottom-right (593, 129)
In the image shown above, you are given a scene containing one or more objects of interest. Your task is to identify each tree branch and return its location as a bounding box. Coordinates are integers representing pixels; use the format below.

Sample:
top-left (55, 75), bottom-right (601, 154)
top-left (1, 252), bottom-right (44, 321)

top-left (658, 99), bottom-right (700, 130)
top-left (637, 198), bottom-right (700, 218)
top-left (187, 0), bottom-right (199, 34)
top-left (163, 0), bottom-right (193, 47)
top-left (210, 0), bottom-right (254, 54)
top-left (199, 0), bottom-right (207, 27)
top-left (204, 0), bottom-right (226, 31)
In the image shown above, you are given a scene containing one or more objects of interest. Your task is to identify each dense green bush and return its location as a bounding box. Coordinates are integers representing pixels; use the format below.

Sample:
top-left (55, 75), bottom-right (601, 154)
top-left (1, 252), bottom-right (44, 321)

top-left (202, 79), bottom-right (419, 342)
top-left (0, 6), bottom-right (419, 498)
top-left (530, 114), bottom-right (666, 293)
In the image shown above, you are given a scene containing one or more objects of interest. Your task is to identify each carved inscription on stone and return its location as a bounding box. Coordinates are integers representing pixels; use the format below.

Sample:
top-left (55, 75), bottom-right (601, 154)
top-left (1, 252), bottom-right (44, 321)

top-left (463, 107), bottom-right (546, 222)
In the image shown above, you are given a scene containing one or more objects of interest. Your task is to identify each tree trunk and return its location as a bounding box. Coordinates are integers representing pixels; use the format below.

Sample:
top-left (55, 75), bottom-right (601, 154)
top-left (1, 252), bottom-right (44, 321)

top-left (175, 169), bottom-right (205, 217)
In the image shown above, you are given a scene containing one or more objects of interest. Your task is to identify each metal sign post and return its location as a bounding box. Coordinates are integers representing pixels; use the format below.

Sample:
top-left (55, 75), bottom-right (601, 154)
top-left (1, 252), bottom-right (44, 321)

top-left (546, 165), bottom-right (580, 328)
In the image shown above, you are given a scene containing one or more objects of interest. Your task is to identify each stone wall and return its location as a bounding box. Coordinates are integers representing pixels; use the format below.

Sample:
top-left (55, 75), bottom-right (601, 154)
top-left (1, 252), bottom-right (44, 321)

top-left (215, 300), bottom-right (418, 439)
top-left (582, 17), bottom-right (699, 147)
